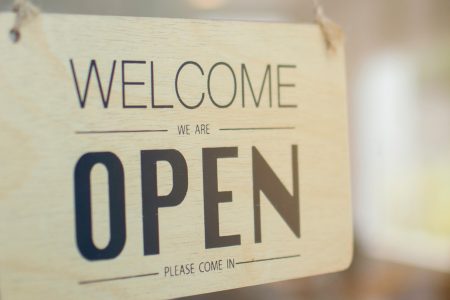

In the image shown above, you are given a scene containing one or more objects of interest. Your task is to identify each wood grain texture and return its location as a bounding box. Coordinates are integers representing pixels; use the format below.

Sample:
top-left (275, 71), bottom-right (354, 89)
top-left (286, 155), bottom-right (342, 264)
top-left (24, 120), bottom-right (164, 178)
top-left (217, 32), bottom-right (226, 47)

top-left (0, 13), bottom-right (352, 299)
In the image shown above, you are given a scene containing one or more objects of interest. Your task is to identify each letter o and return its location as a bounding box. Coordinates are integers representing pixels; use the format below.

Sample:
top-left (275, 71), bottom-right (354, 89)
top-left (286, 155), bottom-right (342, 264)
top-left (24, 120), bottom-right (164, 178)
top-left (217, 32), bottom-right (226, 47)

top-left (207, 62), bottom-right (237, 108)
top-left (74, 152), bottom-right (126, 261)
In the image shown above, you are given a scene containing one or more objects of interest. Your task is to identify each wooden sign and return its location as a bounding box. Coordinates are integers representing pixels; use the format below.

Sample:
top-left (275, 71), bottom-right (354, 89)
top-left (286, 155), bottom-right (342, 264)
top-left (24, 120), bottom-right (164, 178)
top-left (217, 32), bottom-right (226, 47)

top-left (0, 13), bottom-right (352, 299)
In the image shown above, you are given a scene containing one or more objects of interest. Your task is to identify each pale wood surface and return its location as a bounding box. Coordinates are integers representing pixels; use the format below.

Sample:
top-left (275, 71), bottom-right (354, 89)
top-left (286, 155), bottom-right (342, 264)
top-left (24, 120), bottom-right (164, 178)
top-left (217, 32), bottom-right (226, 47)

top-left (0, 13), bottom-right (352, 299)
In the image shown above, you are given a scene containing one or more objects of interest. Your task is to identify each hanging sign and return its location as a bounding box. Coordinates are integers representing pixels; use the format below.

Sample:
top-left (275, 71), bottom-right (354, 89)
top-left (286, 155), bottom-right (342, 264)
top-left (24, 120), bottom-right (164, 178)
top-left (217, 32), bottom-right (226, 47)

top-left (0, 13), bottom-right (352, 299)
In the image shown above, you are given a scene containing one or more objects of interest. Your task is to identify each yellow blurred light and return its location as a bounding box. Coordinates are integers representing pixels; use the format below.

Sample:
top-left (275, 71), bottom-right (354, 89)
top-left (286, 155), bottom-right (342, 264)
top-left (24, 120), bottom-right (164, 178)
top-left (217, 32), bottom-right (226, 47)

top-left (187, 0), bottom-right (228, 10)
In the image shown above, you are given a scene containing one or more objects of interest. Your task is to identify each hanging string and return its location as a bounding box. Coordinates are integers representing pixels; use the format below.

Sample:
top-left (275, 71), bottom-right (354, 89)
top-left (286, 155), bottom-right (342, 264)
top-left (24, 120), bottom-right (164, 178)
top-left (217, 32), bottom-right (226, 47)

top-left (10, 0), bottom-right (40, 43)
top-left (312, 0), bottom-right (343, 52)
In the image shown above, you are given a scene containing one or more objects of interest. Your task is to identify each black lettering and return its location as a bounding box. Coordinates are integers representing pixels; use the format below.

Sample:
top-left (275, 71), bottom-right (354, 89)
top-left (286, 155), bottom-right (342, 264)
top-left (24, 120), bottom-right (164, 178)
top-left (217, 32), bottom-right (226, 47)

top-left (253, 145), bottom-right (300, 242)
top-left (207, 62), bottom-right (237, 108)
top-left (241, 64), bottom-right (272, 107)
top-left (70, 59), bottom-right (116, 108)
top-left (74, 152), bottom-right (126, 260)
top-left (141, 150), bottom-right (188, 255)
top-left (175, 61), bottom-right (205, 109)
top-left (151, 61), bottom-right (173, 108)
top-left (203, 147), bottom-right (241, 248)
top-left (277, 65), bottom-right (297, 108)
top-left (122, 60), bottom-right (147, 109)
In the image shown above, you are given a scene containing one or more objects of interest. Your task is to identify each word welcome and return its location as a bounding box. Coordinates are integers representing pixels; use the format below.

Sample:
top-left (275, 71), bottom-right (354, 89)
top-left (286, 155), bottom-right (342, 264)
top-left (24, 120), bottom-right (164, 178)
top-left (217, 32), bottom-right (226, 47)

top-left (69, 60), bottom-right (298, 109)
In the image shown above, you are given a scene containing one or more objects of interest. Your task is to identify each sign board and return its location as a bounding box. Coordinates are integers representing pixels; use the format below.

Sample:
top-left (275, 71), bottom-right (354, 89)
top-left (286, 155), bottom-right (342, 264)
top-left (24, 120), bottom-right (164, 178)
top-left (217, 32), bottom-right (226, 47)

top-left (0, 14), bottom-right (352, 299)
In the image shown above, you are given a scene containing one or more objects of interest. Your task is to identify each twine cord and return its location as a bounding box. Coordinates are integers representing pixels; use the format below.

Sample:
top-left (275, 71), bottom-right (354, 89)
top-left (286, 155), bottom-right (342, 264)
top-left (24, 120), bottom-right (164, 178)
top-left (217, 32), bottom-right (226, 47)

top-left (312, 0), bottom-right (343, 52)
top-left (10, 0), bottom-right (39, 42)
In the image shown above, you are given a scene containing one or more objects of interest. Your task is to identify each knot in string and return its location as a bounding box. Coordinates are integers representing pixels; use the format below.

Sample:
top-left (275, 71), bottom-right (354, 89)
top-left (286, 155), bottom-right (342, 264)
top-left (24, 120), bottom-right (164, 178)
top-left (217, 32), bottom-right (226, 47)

top-left (10, 0), bottom-right (40, 43)
top-left (312, 0), bottom-right (343, 53)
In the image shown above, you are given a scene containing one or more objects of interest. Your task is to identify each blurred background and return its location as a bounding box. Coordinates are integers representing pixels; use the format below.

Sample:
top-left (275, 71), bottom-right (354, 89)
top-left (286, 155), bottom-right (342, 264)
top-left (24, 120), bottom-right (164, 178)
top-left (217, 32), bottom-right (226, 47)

top-left (1, 0), bottom-right (449, 299)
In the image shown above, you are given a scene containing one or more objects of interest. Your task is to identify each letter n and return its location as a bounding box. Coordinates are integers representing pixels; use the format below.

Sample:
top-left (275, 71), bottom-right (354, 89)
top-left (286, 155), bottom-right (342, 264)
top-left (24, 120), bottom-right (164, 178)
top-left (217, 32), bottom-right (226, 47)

top-left (252, 145), bottom-right (300, 243)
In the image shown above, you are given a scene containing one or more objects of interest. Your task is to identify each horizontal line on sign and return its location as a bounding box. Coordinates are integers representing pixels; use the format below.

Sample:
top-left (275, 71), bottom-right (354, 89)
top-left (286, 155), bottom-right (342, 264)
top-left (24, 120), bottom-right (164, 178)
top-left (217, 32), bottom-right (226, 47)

top-left (75, 129), bottom-right (168, 134)
top-left (236, 254), bottom-right (300, 265)
top-left (79, 272), bottom-right (159, 285)
top-left (219, 127), bottom-right (296, 131)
